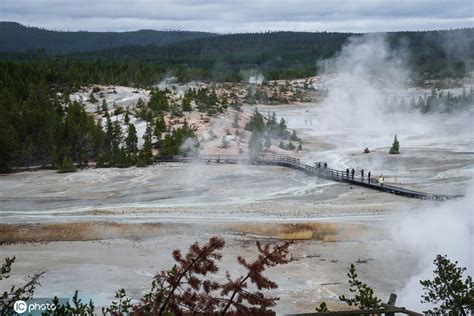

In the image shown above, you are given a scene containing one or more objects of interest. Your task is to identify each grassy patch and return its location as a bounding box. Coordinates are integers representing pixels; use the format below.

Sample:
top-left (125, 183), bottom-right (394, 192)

top-left (0, 222), bottom-right (164, 243)
top-left (230, 222), bottom-right (347, 241)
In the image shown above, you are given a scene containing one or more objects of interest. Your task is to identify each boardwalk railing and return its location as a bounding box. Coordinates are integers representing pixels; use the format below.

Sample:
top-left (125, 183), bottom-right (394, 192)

top-left (286, 293), bottom-right (423, 316)
top-left (155, 154), bottom-right (462, 201)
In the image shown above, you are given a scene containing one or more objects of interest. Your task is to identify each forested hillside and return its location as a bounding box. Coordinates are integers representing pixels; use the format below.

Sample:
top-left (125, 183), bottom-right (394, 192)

top-left (2, 24), bottom-right (472, 80)
top-left (76, 31), bottom-right (352, 81)
top-left (0, 22), bottom-right (216, 54)
top-left (75, 29), bottom-right (473, 80)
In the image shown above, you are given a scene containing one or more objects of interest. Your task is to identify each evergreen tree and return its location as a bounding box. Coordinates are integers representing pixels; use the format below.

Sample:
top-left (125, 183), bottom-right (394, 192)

top-left (111, 121), bottom-right (123, 164)
top-left (182, 96), bottom-right (192, 112)
top-left (389, 135), bottom-right (400, 154)
top-left (100, 113), bottom-right (123, 167)
top-left (287, 140), bottom-right (295, 150)
top-left (338, 264), bottom-right (381, 309)
top-left (290, 129), bottom-right (299, 141)
top-left (266, 112), bottom-right (278, 134)
top-left (125, 124), bottom-right (138, 163)
top-left (245, 108), bottom-right (265, 133)
top-left (57, 156), bottom-right (76, 173)
top-left (138, 124), bottom-right (153, 166)
top-left (115, 147), bottom-right (129, 168)
top-left (101, 99), bottom-right (108, 113)
top-left (100, 114), bottom-right (114, 165)
top-left (136, 98), bottom-right (145, 108)
top-left (279, 140), bottom-right (285, 149)
top-left (154, 114), bottom-right (167, 139)
top-left (420, 255), bottom-right (473, 315)
top-left (278, 118), bottom-right (289, 139)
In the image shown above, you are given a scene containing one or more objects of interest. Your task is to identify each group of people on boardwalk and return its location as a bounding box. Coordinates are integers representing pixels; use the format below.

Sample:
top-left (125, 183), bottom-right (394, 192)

top-left (345, 167), bottom-right (384, 187)
top-left (316, 162), bottom-right (328, 169)
top-left (316, 161), bottom-right (385, 187)
top-left (345, 168), bottom-right (370, 182)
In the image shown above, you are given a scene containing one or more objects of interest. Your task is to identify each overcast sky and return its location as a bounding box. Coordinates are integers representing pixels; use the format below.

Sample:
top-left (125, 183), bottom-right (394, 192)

top-left (0, 0), bottom-right (472, 33)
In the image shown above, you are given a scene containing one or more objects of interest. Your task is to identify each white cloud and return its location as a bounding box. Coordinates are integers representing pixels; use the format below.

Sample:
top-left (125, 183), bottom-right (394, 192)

top-left (0, 0), bottom-right (473, 32)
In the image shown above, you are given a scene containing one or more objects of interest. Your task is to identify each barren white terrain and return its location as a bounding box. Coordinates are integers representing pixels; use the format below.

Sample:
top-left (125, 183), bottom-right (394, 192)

top-left (1, 75), bottom-right (472, 313)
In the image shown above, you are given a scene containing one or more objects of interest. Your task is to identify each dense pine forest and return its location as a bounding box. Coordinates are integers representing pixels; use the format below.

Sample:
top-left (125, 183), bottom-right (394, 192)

top-left (72, 28), bottom-right (474, 80)
top-left (0, 23), bottom-right (473, 171)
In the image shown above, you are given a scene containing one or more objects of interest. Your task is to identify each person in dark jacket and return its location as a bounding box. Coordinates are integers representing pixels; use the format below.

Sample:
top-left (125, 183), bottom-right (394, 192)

top-left (361, 169), bottom-right (364, 181)
top-left (368, 171), bottom-right (371, 183)
top-left (346, 168), bottom-right (349, 178)
top-left (351, 168), bottom-right (355, 180)
top-left (324, 162), bottom-right (327, 168)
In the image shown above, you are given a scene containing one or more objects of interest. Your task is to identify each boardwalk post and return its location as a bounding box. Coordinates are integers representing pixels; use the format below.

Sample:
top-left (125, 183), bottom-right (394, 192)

top-left (385, 293), bottom-right (397, 316)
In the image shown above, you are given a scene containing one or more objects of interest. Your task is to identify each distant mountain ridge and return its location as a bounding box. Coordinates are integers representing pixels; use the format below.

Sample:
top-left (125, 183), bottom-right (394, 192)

top-left (0, 22), bottom-right (217, 54)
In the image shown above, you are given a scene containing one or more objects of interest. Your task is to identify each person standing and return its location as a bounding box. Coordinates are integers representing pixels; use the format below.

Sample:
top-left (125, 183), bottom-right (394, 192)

top-left (324, 162), bottom-right (328, 169)
top-left (351, 168), bottom-right (355, 180)
top-left (346, 168), bottom-right (349, 178)
top-left (378, 175), bottom-right (384, 188)
top-left (361, 169), bottom-right (364, 181)
top-left (368, 171), bottom-right (371, 183)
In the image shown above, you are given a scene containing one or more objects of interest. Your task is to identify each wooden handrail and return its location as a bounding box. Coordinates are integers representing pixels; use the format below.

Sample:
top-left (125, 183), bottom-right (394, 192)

top-left (288, 306), bottom-right (423, 315)
top-left (285, 293), bottom-right (423, 316)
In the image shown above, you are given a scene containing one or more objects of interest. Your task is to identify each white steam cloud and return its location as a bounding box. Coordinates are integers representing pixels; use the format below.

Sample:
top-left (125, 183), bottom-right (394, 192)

top-left (391, 183), bottom-right (473, 311)
top-left (248, 73), bottom-right (265, 85)
top-left (315, 34), bottom-right (409, 134)
top-left (311, 34), bottom-right (473, 142)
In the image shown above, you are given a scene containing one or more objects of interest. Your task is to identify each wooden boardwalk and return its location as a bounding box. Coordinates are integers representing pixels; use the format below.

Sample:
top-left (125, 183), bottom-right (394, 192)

top-left (155, 154), bottom-right (462, 201)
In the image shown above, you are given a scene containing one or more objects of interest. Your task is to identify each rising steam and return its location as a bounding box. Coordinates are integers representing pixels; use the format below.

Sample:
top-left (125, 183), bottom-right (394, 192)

top-left (391, 182), bottom-right (473, 310)
top-left (311, 33), bottom-right (473, 142)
